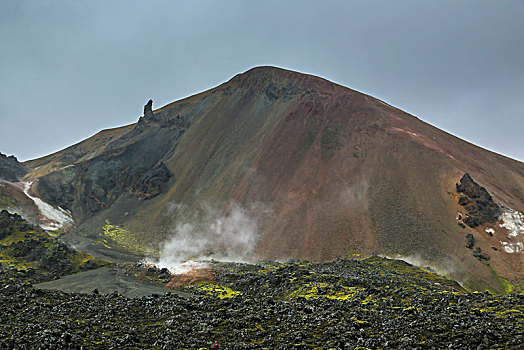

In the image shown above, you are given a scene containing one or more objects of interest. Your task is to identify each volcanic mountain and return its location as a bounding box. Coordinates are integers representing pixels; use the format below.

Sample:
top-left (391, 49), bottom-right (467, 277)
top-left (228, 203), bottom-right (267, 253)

top-left (5, 66), bottom-right (524, 293)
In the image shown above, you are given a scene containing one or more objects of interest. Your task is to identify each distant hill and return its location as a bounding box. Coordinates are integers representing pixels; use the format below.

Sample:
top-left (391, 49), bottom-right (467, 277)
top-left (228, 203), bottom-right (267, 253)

top-left (0, 153), bottom-right (25, 182)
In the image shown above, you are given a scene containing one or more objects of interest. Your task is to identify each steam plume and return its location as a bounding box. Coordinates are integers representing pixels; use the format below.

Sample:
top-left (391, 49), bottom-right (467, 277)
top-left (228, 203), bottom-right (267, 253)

top-left (153, 202), bottom-right (268, 273)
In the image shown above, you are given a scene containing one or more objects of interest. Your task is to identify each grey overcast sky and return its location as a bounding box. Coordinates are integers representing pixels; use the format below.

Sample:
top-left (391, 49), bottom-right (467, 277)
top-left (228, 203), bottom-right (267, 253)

top-left (1, 1), bottom-right (523, 162)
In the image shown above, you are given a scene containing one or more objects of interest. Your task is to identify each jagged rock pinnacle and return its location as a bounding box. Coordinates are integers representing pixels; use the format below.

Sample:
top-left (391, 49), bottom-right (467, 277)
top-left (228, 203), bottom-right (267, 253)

top-left (144, 99), bottom-right (153, 118)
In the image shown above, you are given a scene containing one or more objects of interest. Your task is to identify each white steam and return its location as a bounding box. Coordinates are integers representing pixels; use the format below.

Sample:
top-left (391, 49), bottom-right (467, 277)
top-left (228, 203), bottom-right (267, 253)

top-left (151, 202), bottom-right (268, 273)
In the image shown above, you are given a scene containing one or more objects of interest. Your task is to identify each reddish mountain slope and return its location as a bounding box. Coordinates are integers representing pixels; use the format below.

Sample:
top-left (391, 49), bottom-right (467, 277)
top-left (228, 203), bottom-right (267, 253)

top-left (24, 67), bottom-right (524, 292)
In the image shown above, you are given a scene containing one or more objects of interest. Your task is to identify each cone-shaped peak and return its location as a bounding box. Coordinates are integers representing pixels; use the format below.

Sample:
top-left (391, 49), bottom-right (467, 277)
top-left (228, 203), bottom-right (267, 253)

top-left (226, 66), bottom-right (352, 96)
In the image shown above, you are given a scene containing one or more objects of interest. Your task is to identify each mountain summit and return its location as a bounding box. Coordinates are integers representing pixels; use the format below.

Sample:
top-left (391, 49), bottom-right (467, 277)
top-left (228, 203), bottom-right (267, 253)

top-left (7, 66), bottom-right (524, 292)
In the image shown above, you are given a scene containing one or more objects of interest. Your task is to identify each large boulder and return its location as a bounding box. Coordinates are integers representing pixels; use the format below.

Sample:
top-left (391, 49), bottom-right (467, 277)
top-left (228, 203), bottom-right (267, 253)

top-left (456, 173), bottom-right (502, 228)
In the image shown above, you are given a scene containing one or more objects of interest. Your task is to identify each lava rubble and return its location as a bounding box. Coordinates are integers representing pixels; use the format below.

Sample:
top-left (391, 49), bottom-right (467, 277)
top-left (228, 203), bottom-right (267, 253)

top-left (1, 258), bottom-right (523, 349)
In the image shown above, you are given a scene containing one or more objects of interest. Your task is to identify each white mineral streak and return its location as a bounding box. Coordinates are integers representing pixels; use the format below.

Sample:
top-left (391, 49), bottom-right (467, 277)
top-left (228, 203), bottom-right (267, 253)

top-left (23, 181), bottom-right (74, 230)
top-left (499, 209), bottom-right (524, 254)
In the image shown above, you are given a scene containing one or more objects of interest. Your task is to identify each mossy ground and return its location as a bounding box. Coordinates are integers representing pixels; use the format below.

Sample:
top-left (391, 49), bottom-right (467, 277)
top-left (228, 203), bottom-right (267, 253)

top-left (0, 210), bottom-right (111, 284)
top-left (164, 259), bottom-right (522, 348)
top-left (97, 219), bottom-right (156, 257)
top-left (1, 209), bottom-right (523, 348)
top-left (0, 194), bottom-right (17, 209)
top-left (1, 257), bottom-right (524, 348)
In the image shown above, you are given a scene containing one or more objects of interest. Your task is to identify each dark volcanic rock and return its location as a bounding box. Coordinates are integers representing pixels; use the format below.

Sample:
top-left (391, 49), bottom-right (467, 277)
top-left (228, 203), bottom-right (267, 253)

top-left (465, 233), bottom-right (475, 249)
top-left (144, 99), bottom-right (154, 119)
top-left (34, 176), bottom-right (76, 211)
top-left (0, 152), bottom-right (25, 182)
top-left (129, 162), bottom-right (172, 200)
top-left (0, 210), bottom-right (108, 284)
top-left (0, 210), bottom-right (35, 239)
top-left (34, 101), bottom-right (184, 220)
top-left (473, 247), bottom-right (490, 261)
top-left (36, 154), bottom-right (174, 218)
top-left (456, 173), bottom-right (502, 228)
top-left (1, 258), bottom-right (523, 349)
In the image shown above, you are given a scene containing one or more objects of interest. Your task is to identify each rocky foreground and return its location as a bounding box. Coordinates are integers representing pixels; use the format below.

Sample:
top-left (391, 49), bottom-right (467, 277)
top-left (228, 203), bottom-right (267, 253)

top-left (0, 256), bottom-right (523, 349)
top-left (0, 210), bottom-right (523, 349)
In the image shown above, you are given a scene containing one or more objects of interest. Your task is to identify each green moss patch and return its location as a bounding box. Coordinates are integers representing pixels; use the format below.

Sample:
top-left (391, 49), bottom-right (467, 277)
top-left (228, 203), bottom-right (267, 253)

top-left (0, 210), bottom-right (111, 284)
top-left (99, 219), bottom-right (155, 256)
